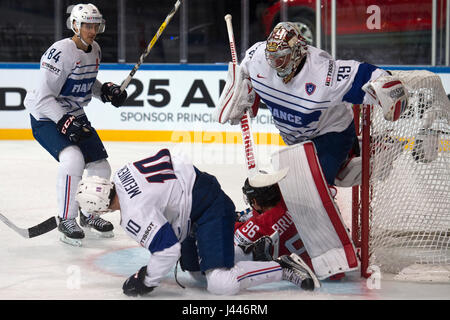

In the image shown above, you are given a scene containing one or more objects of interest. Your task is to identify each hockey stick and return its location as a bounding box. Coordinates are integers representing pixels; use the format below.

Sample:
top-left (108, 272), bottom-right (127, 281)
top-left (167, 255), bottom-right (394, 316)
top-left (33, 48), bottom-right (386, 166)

top-left (224, 14), bottom-right (258, 177)
top-left (0, 213), bottom-right (57, 238)
top-left (120, 0), bottom-right (182, 92)
top-left (269, 230), bottom-right (280, 258)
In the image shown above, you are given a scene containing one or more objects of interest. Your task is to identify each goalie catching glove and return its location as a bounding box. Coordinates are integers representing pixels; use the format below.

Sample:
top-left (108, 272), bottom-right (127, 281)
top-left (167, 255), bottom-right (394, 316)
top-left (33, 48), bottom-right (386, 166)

top-left (362, 75), bottom-right (408, 121)
top-left (101, 82), bottom-right (128, 107)
top-left (213, 62), bottom-right (260, 125)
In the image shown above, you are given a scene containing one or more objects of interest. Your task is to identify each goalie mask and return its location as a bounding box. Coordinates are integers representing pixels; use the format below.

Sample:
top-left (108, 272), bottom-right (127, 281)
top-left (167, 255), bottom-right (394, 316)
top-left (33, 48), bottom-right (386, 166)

top-left (76, 176), bottom-right (115, 214)
top-left (68, 3), bottom-right (105, 41)
top-left (265, 22), bottom-right (308, 83)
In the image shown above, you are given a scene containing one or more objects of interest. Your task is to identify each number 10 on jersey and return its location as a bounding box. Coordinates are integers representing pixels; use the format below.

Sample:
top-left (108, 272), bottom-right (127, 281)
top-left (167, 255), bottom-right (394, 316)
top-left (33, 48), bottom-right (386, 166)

top-left (133, 149), bottom-right (176, 183)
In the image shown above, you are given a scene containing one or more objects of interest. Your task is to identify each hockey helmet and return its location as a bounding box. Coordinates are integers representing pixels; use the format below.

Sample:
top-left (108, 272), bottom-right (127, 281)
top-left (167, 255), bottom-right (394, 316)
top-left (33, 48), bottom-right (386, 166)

top-left (76, 176), bottom-right (115, 214)
top-left (68, 3), bottom-right (105, 35)
top-left (242, 168), bottom-right (288, 208)
top-left (265, 22), bottom-right (308, 81)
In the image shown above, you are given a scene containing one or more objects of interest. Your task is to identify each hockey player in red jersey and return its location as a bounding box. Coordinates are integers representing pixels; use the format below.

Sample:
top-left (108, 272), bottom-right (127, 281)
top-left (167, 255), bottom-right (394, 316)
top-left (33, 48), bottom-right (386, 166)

top-left (234, 172), bottom-right (312, 269)
top-left (234, 171), bottom-right (345, 280)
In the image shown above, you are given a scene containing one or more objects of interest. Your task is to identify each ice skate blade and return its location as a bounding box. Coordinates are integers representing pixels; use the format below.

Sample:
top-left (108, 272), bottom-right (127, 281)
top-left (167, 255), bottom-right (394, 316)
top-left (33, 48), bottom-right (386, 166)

top-left (59, 234), bottom-right (82, 247)
top-left (96, 230), bottom-right (114, 238)
top-left (83, 226), bottom-right (114, 238)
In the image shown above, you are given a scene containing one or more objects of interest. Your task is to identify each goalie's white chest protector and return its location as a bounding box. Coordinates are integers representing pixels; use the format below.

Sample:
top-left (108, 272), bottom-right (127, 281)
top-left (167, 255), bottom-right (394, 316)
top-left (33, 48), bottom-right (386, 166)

top-left (113, 150), bottom-right (196, 249)
top-left (241, 43), bottom-right (385, 145)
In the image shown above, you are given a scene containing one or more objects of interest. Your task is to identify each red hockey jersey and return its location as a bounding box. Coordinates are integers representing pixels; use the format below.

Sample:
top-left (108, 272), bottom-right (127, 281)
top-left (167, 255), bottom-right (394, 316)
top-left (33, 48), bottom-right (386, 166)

top-left (234, 199), bottom-right (311, 265)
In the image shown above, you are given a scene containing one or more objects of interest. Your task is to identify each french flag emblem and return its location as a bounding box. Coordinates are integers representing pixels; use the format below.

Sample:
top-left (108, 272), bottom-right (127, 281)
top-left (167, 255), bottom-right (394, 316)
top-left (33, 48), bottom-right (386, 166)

top-left (305, 83), bottom-right (316, 95)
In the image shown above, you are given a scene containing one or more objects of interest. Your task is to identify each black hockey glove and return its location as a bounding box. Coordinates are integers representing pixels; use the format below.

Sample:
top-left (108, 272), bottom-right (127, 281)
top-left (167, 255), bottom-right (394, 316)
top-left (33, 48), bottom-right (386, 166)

top-left (122, 266), bottom-right (155, 297)
top-left (101, 82), bottom-right (127, 107)
top-left (239, 236), bottom-right (274, 261)
top-left (56, 114), bottom-right (93, 143)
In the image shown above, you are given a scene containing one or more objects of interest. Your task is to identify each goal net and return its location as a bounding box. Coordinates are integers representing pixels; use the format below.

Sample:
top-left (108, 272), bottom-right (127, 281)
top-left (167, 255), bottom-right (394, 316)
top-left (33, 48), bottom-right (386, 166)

top-left (352, 70), bottom-right (450, 282)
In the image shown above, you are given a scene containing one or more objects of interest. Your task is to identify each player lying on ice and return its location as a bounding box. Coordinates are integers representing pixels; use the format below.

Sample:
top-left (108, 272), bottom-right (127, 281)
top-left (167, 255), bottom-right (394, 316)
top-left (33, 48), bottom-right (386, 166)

top-left (23, 4), bottom-right (128, 246)
top-left (234, 169), bottom-right (312, 265)
top-left (214, 22), bottom-right (408, 280)
top-left (234, 170), bottom-right (345, 280)
top-left (75, 148), bottom-right (320, 296)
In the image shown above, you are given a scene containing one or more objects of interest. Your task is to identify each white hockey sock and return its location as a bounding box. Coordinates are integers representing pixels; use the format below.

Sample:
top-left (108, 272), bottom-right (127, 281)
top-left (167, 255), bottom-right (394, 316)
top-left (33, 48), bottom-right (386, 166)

top-left (205, 261), bottom-right (282, 295)
top-left (80, 159), bottom-right (111, 218)
top-left (85, 159), bottom-right (111, 179)
top-left (235, 260), bottom-right (283, 289)
top-left (57, 174), bottom-right (82, 220)
top-left (57, 146), bottom-right (85, 220)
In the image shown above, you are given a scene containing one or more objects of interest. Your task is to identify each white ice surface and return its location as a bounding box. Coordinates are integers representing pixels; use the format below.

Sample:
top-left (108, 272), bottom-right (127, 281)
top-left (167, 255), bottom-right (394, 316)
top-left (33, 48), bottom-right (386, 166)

top-left (0, 140), bottom-right (449, 300)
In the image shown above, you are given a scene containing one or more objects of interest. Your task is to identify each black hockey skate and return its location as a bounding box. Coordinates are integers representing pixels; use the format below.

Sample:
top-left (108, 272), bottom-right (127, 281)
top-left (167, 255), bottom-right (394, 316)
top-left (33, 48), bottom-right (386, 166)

top-left (276, 253), bottom-right (321, 291)
top-left (58, 217), bottom-right (85, 247)
top-left (80, 212), bottom-right (114, 238)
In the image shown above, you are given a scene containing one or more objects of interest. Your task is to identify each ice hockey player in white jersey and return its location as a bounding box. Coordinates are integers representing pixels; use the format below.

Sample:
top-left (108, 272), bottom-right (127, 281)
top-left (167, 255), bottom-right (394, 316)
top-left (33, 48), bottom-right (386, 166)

top-left (23, 4), bottom-right (128, 246)
top-left (215, 21), bottom-right (408, 187)
top-left (214, 22), bottom-right (408, 280)
top-left (76, 149), bottom-right (321, 296)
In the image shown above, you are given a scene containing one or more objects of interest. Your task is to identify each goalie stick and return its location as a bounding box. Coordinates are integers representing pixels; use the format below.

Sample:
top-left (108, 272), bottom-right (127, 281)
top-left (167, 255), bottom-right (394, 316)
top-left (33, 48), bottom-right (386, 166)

top-left (0, 213), bottom-right (57, 238)
top-left (224, 15), bottom-right (290, 187)
top-left (224, 14), bottom-right (258, 176)
top-left (119, 0), bottom-right (182, 92)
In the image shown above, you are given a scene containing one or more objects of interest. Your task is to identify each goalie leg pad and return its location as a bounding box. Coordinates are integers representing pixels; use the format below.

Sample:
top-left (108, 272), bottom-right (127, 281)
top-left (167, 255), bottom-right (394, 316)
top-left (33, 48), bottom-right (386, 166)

top-left (272, 142), bottom-right (358, 279)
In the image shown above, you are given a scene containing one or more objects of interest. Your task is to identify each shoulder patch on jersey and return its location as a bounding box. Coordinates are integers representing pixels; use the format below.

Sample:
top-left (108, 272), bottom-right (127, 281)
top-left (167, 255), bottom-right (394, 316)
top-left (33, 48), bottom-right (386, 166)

top-left (305, 82), bottom-right (316, 95)
top-left (140, 222), bottom-right (156, 247)
top-left (325, 60), bottom-right (335, 87)
top-left (41, 62), bottom-right (61, 75)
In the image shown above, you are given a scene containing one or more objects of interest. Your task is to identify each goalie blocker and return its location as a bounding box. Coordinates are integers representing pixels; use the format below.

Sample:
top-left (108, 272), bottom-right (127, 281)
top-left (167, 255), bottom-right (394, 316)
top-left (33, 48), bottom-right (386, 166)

top-left (272, 142), bottom-right (358, 279)
top-left (213, 62), bottom-right (260, 125)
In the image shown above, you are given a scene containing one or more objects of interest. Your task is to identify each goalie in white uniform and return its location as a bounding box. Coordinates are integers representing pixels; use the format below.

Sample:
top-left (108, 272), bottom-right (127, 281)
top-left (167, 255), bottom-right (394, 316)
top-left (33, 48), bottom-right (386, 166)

top-left (214, 22), bottom-right (408, 279)
top-left (75, 149), bottom-right (321, 296)
top-left (23, 4), bottom-right (128, 246)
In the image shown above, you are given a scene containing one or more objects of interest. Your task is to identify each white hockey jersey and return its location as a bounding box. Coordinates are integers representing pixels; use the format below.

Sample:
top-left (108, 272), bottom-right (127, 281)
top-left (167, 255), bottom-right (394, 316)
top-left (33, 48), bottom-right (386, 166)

top-left (241, 42), bottom-right (387, 145)
top-left (24, 38), bottom-right (103, 123)
top-left (113, 149), bottom-right (196, 286)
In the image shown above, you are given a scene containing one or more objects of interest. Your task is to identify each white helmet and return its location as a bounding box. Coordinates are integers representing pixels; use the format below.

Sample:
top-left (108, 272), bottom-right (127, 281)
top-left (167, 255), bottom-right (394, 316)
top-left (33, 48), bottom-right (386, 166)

top-left (67, 3), bottom-right (105, 35)
top-left (265, 22), bottom-right (308, 83)
top-left (76, 176), bottom-right (115, 214)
